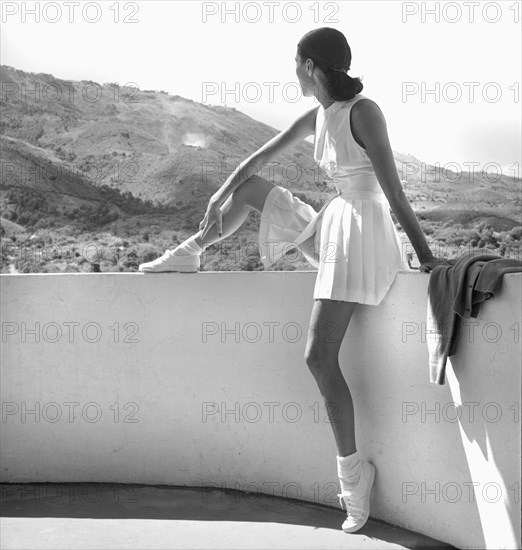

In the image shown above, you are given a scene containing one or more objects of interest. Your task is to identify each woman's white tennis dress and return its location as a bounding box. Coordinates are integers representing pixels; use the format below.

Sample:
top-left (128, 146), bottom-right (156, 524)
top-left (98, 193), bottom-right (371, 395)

top-left (258, 94), bottom-right (410, 306)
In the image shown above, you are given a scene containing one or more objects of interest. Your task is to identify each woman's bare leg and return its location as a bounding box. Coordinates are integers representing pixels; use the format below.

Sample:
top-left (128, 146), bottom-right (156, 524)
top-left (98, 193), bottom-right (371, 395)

top-left (306, 299), bottom-right (376, 533)
top-left (139, 175), bottom-right (284, 272)
top-left (304, 298), bottom-right (358, 456)
top-left (194, 175), bottom-right (276, 248)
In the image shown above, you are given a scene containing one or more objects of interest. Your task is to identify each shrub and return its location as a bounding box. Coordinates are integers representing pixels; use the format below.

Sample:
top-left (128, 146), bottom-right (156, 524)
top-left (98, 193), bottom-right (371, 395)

top-left (138, 244), bottom-right (160, 263)
top-left (510, 226), bottom-right (522, 241)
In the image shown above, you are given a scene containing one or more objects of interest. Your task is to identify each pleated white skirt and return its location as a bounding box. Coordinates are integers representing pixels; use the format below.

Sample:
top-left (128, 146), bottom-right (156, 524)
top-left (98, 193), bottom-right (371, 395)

top-left (258, 185), bottom-right (409, 306)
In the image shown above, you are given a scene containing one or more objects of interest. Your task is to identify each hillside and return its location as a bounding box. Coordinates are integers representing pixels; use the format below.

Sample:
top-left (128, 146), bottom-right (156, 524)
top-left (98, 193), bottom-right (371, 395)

top-left (1, 65), bottom-right (520, 273)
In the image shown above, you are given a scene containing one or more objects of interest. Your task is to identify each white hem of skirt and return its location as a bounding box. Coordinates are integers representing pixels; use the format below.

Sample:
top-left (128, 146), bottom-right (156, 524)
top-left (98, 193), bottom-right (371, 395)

top-left (258, 185), bottom-right (411, 306)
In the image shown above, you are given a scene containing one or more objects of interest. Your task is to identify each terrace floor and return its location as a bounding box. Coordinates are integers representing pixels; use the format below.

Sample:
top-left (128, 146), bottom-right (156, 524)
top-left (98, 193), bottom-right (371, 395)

top-left (1, 483), bottom-right (456, 550)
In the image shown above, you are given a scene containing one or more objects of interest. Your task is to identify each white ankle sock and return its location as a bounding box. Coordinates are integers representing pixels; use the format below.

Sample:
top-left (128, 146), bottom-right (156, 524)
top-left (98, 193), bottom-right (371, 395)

top-left (337, 451), bottom-right (362, 492)
top-left (171, 235), bottom-right (204, 256)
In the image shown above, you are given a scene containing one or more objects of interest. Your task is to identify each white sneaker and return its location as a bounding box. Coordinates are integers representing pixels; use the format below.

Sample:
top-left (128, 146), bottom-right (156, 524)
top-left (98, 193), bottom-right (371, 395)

top-left (138, 249), bottom-right (200, 273)
top-left (338, 460), bottom-right (376, 533)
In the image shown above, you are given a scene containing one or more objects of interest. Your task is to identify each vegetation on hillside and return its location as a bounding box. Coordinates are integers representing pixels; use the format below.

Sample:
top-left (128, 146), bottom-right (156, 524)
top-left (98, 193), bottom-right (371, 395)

top-left (1, 65), bottom-right (520, 274)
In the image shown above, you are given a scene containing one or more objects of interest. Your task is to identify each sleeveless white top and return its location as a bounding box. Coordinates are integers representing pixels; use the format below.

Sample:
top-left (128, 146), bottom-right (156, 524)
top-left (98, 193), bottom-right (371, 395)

top-left (258, 93), bottom-right (410, 305)
top-left (314, 94), bottom-right (388, 201)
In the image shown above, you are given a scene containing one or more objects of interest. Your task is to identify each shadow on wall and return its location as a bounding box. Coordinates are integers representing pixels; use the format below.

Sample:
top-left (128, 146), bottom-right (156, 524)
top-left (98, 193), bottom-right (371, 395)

top-left (447, 351), bottom-right (519, 549)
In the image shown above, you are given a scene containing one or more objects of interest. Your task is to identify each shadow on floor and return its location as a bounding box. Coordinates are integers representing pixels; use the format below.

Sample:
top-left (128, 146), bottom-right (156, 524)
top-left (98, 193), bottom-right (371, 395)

top-left (1, 483), bottom-right (457, 550)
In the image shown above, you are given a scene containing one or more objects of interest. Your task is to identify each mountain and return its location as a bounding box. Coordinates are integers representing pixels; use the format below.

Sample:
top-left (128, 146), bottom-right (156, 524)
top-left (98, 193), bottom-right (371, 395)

top-left (1, 65), bottom-right (520, 272)
top-left (0, 65), bottom-right (327, 205)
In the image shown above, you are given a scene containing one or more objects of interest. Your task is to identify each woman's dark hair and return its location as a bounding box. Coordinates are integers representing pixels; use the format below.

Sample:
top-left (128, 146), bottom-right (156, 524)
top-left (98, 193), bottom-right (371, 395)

top-left (297, 27), bottom-right (363, 101)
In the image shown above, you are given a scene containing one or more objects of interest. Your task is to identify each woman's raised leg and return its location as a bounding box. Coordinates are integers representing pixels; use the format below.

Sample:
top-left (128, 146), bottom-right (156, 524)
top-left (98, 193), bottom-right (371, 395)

top-left (195, 175), bottom-right (276, 248)
top-left (139, 175), bottom-right (276, 272)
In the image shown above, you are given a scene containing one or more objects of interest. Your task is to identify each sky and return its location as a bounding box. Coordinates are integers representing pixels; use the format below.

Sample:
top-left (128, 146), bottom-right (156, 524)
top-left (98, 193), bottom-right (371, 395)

top-left (1, 0), bottom-right (521, 177)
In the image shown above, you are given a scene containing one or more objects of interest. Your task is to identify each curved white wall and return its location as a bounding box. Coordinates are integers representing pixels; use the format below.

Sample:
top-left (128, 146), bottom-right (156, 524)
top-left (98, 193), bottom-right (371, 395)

top-left (1, 271), bottom-right (520, 549)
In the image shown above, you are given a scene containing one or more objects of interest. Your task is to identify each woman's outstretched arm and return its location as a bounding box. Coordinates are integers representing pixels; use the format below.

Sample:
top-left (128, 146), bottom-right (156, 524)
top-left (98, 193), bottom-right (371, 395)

top-left (350, 99), bottom-right (444, 271)
top-left (200, 106), bottom-right (318, 238)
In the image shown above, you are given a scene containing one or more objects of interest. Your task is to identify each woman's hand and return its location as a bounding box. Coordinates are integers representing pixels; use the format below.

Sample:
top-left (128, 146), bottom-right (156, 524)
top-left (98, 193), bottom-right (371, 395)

top-left (418, 256), bottom-right (456, 273)
top-left (199, 200), bottom-right (223, 240)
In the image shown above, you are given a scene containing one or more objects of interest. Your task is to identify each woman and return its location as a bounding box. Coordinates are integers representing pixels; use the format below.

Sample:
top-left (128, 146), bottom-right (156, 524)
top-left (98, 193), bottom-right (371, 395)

top-left (140, 27), bottom-right (450, 532)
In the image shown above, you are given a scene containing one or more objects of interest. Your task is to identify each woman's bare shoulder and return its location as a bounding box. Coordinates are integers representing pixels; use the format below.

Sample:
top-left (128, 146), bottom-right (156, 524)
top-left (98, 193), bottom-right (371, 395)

top-left (350, 98), bottom-right (387, 136)
top-left (351, 97), bottom-right (384, 120)
top-left (350, 98), bottom-right (388, 149)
